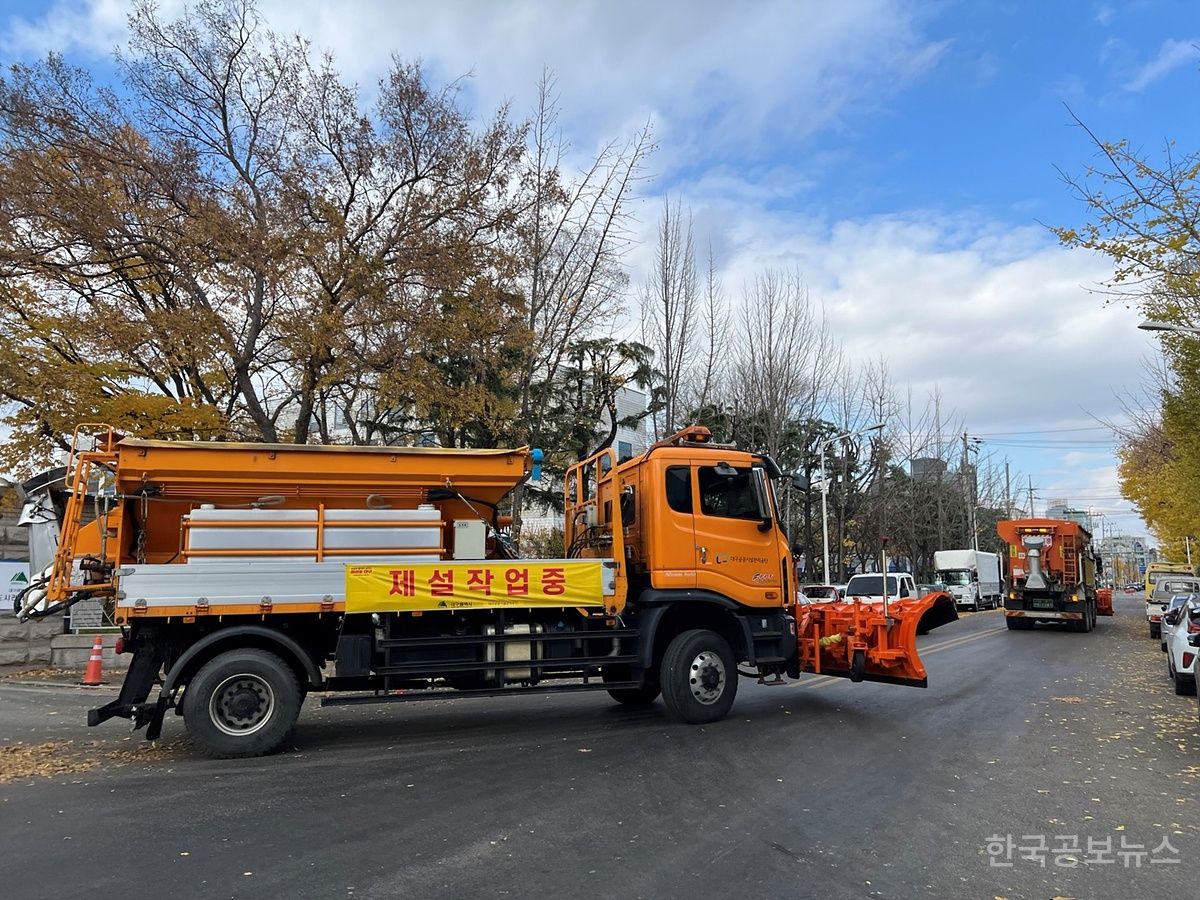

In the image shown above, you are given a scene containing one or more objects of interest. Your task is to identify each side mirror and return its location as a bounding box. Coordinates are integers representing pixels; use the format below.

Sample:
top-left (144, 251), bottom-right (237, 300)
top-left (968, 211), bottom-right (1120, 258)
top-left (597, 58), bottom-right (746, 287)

top-left (619, 485), bottom-right (636, 527)
top-left (790, 473), bottom-right (808, 490)
top-left (751, 468), bottom-right (773, 532)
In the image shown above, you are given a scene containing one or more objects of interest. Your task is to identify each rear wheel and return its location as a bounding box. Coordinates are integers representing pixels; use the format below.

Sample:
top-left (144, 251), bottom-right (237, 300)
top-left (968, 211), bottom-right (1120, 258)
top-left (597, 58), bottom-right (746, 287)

top-left (1150, 623), bottom-right (1161, 640)
top-left (660, 629), bottom-right (738, 724)
top-left (182, 648), bottom-right (302, 759)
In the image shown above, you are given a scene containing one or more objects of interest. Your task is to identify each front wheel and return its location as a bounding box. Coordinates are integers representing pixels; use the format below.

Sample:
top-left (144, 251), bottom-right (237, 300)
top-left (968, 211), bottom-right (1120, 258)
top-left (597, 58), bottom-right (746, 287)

top-left (603, 666), bottom-right (661, 706)
top-left (660, 629), bottom-right (738, 724)
top-left (182, 648), bottom-right (303, 759)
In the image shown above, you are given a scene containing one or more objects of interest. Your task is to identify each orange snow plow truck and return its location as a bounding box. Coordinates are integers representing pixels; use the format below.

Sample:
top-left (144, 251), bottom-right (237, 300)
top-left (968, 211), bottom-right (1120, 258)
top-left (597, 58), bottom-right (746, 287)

top-left (16, 425), bottom-right (952, 758)
top-left (996, 518), bottom-right (1109, 632)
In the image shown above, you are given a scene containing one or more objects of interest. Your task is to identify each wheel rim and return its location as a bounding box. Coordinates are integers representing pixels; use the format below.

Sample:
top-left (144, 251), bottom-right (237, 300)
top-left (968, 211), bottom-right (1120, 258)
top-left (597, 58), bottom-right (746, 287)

top-left (688, 650), bottom-right (726, 705)
top-left (208, 673), bottom-right (275, 737)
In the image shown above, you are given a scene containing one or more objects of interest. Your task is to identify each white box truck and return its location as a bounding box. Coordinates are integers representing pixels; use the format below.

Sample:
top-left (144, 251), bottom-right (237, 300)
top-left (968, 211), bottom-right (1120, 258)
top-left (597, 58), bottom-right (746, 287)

top-left (934, 549), bottom-right (1003, 610)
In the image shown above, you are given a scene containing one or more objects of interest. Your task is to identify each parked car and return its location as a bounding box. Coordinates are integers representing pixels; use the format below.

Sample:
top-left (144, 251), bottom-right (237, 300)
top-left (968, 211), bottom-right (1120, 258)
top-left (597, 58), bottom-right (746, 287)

top-left (1147, 579), bottom-right (1200, 638)
top-left (917, 582), bottom-right (951, 597)
top-left (1164, 596), bottom-right (1200, 695)
top-left (1159, 594), bottom-right (1193, 652)
top-left (800, 584), bottom-right (841, 603)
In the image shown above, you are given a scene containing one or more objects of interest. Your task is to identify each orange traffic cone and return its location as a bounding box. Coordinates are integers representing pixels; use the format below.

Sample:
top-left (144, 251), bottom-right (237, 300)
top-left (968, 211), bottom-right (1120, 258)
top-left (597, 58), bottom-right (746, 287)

top-left (81, 635), bottom-right (104, 686)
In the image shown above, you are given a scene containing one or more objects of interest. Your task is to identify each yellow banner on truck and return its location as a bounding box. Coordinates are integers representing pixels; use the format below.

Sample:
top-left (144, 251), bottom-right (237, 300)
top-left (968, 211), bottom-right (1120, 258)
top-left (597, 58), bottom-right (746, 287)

top-left (344, 560), bottom-right (606, 613)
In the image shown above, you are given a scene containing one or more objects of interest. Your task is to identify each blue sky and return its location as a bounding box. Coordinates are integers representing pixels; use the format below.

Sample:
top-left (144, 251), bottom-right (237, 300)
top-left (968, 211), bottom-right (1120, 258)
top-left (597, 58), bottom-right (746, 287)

top-left (2, 0), bottom-right (1197, 543)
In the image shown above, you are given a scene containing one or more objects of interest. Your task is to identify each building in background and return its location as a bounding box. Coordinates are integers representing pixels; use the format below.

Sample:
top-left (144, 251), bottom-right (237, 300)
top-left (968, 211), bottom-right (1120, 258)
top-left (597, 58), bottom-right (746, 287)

top-left (910, 458), bottom-right (947, 483)
top-left (1045, 498), bottom-right (1093, 532)
top-left (1097, 534), bottom-right (1151, 585)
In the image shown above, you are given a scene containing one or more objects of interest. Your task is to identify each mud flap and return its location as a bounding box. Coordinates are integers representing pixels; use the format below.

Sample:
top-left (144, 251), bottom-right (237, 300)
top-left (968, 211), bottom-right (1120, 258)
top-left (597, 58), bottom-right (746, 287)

top-left (86, 639), bottom-right (165, 728)
top-left (795, 592), bottom-right (954, 689)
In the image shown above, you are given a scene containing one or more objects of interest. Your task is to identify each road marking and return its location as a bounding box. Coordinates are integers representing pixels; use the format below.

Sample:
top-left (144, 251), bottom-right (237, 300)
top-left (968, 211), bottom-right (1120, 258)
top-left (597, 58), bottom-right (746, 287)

top-left (921, 627), bottom-right (1007, 655)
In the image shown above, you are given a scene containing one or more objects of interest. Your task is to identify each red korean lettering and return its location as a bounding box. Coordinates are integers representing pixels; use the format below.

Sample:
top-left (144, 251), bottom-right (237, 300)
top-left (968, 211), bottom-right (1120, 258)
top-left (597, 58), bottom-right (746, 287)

top-left (505, 568), bottom-right (530, 596)
top-left (428, 569), bottom-right (454, 597)
top-left (389, 569), bottom-right (416, 597)
top-left (541, 566), bottom-right (566, 596)
top-left (466, 568), bottom-right (495, 596)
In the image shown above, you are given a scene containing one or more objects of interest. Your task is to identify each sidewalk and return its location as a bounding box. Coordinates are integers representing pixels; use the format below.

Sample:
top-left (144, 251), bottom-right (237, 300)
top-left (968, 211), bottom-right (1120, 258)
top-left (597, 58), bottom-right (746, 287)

top-left (0, 663), bottom-right (92, 687)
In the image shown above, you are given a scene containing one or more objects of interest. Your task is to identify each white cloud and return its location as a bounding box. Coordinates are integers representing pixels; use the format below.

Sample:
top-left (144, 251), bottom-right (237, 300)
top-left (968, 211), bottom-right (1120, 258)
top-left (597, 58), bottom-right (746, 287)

top-left (1, 0), bottom-right (944, 179)
top-left (0, 0), bottom-right (141, 58)
top-left (1124, 37), bottom-right (1199, 92)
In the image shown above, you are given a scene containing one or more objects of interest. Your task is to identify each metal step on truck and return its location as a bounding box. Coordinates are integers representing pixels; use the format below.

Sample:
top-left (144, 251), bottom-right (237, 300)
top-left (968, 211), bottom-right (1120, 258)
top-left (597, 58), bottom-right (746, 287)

top-left (16, 424), bottom-right (956, 758)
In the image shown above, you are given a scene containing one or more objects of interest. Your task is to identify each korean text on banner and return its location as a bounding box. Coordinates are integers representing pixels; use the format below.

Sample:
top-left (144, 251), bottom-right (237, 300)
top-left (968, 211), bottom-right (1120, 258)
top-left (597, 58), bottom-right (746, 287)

top-left (345, 561), bottom-right (605, 613)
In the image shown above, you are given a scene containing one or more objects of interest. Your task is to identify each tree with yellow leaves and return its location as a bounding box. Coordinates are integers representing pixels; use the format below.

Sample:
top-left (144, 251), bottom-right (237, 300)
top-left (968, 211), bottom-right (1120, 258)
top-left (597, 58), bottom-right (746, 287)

top-left (1055, 105), bottom-right (1200, 549)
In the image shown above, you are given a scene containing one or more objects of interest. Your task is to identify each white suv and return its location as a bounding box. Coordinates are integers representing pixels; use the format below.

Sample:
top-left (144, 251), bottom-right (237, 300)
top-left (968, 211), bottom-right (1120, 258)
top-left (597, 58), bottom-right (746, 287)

top-left (1147, 579), bottom-right (1200, 639)
top-left (1164, 597), bottom-right (1199, 696)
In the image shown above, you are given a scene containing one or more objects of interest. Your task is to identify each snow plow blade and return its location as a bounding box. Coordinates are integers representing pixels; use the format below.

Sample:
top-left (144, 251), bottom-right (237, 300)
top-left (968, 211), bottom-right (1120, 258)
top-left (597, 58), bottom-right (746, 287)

top-left (916, 590), bottom-right (960, 634)
top-left (794, 592), bottom-right (956, 689)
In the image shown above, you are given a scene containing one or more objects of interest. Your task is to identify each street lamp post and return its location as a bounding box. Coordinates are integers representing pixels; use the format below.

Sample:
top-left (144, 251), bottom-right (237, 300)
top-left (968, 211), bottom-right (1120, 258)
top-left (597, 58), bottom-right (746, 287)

top-left (820, 423), bottom-right (886, 584)
top-left (1138, 320), bottom-right (1200, 337)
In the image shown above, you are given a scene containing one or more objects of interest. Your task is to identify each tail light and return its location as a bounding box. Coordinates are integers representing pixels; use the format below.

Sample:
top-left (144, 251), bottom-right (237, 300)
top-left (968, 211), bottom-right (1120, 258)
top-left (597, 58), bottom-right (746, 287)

top-left (1184, 652), bottom-right (1195, 669)
top-left (1187, 619), bottom-right (1200, 635)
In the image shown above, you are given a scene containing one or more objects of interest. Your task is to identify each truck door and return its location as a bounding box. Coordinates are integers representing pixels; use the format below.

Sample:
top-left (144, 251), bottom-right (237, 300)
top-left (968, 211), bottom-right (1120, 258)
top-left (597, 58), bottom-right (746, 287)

top-left (692, 462), bottom-right (781, 606)
top-left (650, 463), bottom-right (697, 588)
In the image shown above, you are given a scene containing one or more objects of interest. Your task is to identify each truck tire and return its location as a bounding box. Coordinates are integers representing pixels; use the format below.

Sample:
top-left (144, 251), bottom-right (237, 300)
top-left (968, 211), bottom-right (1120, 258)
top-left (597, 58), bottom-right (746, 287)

top-left (603, 666), bottom-right (661, 706)
top-left (849, 648), bottom-right (866, 683)
top-left (182, 648), bottom-right (303, 759)
top-left (659, 629), bottom-right (738, 724)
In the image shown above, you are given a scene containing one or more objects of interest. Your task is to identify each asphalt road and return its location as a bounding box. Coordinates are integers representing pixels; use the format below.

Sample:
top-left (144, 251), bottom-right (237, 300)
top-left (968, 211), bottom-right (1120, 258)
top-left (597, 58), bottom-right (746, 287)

top-left (1, 593), bottom-right (1197, 900)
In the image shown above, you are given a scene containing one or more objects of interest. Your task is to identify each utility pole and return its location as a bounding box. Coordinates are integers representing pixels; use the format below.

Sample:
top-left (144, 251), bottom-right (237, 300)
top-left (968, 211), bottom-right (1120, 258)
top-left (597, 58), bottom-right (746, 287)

top-left (1004, 458), bottom-right (1012, 519)
top-left (1027, 476), bottom-right (1035, 517)
top-left (962, 432), bottom-right (979, 551)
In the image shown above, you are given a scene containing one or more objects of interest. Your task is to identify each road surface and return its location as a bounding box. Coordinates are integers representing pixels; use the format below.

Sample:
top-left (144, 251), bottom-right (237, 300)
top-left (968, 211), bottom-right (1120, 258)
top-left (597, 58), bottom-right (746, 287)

top-left (1, 592), bottom-right (1196, 899)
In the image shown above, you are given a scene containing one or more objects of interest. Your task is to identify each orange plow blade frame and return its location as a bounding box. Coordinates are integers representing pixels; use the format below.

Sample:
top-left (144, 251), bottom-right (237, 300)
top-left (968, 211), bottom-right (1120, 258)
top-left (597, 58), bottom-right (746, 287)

top-left (794, 592), bottom-right (956, 689)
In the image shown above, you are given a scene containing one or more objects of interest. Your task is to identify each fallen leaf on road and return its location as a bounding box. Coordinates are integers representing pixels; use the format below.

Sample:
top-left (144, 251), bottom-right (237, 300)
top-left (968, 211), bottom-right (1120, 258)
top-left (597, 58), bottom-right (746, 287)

top-left (0, 741), bottom-right (96, 783)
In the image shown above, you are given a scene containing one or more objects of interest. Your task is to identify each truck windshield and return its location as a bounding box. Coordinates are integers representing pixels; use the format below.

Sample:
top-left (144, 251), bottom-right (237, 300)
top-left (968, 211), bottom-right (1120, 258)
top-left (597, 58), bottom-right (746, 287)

top-left (939, 570), bottom-right (971, 585)
top-left (847, 575), bottom-right (900, 596)
top-left (698, 466), bottom-right (762, 520)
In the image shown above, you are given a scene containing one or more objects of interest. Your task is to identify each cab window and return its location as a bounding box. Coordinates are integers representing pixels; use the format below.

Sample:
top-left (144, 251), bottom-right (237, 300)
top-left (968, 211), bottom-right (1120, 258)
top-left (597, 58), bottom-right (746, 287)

top-left (698, 466), bottom-right (760, 520)
top-left (665, 466), bottom-right (692, 513)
